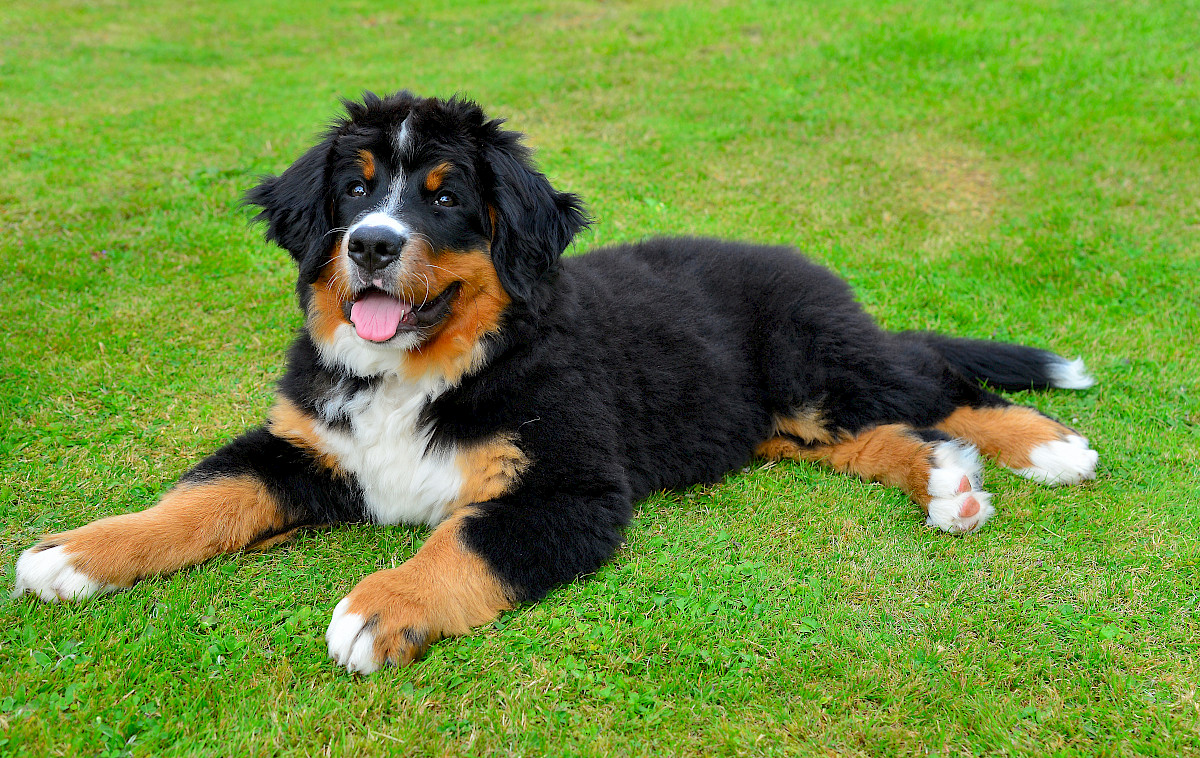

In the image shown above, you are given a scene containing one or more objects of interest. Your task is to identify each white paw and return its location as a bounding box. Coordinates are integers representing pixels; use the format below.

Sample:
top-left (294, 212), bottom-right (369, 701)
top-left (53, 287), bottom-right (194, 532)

top-left (925, 441), bottom-right (994, 534)
top-left (927, 440), bottom-right (984, 499)
top-left (326, 597), bottom-right (381, 675)
top-left (13, 545), bottom-right (119, 603)
top-left (1011, 435), bottom-right (1098, 486)
top-left (926, 491), bottom-right (995, 535)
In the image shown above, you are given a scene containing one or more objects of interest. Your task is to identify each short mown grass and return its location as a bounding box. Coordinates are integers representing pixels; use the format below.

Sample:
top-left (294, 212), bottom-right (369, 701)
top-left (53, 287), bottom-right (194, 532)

top-left (2, 1), bottom-right (1198, 755)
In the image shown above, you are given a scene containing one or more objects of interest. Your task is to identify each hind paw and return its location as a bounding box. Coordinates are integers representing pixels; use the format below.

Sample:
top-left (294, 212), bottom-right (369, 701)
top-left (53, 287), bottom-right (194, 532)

top-left (926, 490), bottom-right (995, 534)
top-left (925, 441), bottom-right (994, 534)
top-left (927, 440), bottom-right (983, 499)
top-left (1010, 435), bottom-right (1098, 486)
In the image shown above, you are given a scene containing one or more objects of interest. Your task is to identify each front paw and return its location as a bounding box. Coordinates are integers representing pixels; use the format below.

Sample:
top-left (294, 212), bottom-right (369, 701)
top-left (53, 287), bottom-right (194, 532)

top-left (14, 543), bottom-right (119, 603)
top-left (325, 595), bottom-right (436, 675)
top-left (325, 512), bottom-right (510, 675)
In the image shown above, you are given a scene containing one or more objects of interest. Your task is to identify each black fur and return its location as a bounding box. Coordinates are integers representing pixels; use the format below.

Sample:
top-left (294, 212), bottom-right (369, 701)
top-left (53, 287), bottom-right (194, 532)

top-left (277, 335), bottom-right (375, 430)
top-left (244, 136), bottom-right (335, 269)
top-left (423, 236), bottom-right (1042, 602)
top-left (155, 92), bottom-right (1092, 632)
top-left (482, 126), bottom-right (589, 301)
top-left (12, 91), bottom-right (1098, 671)
top-left (900, 332), bottom-right (1068, 392)
top-left (228, 92), bottom-right (1084, 606)
top-left (182, 427), bottom-right (367, 527)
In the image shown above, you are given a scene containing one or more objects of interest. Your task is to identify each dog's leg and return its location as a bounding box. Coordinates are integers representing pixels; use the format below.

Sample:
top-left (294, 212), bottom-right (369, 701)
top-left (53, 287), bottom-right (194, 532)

top-left (936, 403), bottom-right (1098, 486)
top-left (325, 508), bottom-right (508, 674)
top-left (327, 491), bottom-right (630, 674)
top-left (14, 427), bottom-right (361, 602)
top-left (757, 424), bottom-right (994, 534)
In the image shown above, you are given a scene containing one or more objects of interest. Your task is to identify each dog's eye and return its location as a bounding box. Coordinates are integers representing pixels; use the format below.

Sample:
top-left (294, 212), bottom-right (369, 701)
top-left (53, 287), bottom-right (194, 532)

top-left (347, 181), bottom-right (367, 198)
top-left (433, 192), bottom-right (458, 207)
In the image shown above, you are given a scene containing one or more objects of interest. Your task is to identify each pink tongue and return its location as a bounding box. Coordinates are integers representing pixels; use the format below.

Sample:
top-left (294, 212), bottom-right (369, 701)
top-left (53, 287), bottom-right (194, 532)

top-left (350, 292), bottom-right (411, 342)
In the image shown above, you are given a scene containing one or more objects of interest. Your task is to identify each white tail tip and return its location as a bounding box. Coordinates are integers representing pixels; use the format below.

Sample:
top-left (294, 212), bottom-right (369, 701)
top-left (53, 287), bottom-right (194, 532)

top-left (1046, 356), bottom-right (1095, 390)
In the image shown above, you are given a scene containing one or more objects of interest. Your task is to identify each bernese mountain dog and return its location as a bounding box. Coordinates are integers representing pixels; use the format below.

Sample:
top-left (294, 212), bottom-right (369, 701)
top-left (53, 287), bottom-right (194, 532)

top-left (15, 91), bottom-right (1099, 674)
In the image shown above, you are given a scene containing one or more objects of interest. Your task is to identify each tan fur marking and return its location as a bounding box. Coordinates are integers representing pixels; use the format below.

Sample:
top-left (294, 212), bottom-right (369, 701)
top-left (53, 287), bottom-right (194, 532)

top-left (761, 425), bottom-right (936, 507)
top-left (755, 436), bottom-right (805, 462)
top-left (357, 150), bottom-right (375, 181)
top-left (400, 245), bottom-right (511, 384)
top-left (773, 407), bottom-right (835, 444)
top-left (938, 406), bottom-right (1069, 469)
top-left (308, 246), bottom-right (354, 344)
top-left (305, 235), bottom-right (508, 383)
top-left (451, 434), bottom-right (529, 511)
top-left (344, 508), bottom-right (511, 665)
top-left (424, 161), bottom-right (453, 192)
top-left (43, 477), bottom-right (286, 587)
top-left (267, 396), bottom-right (342, 472)
top-left (247, 528), bottom-right (299, 551)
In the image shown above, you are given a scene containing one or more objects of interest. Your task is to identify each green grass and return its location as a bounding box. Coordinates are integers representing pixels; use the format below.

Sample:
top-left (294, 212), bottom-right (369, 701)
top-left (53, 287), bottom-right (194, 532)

top-left (2, 0), bottom-right (1199, 755)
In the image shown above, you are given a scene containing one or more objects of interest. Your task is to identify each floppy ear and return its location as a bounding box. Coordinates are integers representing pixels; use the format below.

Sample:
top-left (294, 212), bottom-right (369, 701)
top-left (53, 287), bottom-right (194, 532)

top-left (484, 130), bottom-right (588, 302)
top-left (243, 135), bottom-right (335, 270)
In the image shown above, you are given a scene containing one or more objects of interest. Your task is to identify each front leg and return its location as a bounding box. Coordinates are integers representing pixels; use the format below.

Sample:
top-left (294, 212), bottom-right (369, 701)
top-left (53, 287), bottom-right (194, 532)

top-left (327, 490), bottom-right (631, 674)
top-left (14, 427), bottom-right (363, 602)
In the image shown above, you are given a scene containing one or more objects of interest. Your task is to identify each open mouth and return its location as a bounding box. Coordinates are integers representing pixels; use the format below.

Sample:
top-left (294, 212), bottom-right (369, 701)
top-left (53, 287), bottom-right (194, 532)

top-left (344, 282), bottom-right (461, 343)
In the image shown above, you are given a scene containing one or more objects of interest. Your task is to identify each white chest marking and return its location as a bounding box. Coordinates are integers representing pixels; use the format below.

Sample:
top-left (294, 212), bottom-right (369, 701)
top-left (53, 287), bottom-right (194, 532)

top-left (314, 373), bottom-right (462, 527)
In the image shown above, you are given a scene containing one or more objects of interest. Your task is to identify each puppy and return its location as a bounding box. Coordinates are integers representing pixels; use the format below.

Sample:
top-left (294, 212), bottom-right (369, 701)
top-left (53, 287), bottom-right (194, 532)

top-left (15, 91), bottom-right (1098, 674)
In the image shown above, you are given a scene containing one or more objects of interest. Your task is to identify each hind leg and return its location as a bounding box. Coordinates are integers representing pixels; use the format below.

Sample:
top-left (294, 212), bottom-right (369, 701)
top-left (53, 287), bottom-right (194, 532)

top-left (757, 424), bottom-right (994, 534)
top-left (936, 401), bottom-right (1097, 486)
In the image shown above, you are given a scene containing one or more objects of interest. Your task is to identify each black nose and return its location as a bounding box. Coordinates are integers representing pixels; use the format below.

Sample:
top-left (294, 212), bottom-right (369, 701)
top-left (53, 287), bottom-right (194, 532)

top-left (347, 225), bottom-right (406, 274)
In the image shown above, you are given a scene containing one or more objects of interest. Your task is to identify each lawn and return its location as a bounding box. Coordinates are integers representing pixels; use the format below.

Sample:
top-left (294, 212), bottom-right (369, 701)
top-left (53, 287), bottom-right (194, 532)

top-left (2, 0), bottom-right (1198, 755)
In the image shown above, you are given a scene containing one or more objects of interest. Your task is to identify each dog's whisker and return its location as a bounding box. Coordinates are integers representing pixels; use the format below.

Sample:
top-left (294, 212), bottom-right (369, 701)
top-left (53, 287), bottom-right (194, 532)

top-left (423, 263), bottom-right (468, 284)
top-left (418, 272), bottom-right (431, 307)
top-left (406, 233), bottom-right (435, 258)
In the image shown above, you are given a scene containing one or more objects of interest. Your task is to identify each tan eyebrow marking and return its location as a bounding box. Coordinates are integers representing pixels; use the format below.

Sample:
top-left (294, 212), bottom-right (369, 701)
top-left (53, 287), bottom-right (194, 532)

top-left (424, 161), bottom-right (453, 192)
top-left (357, 150), bottom-right (376, 181)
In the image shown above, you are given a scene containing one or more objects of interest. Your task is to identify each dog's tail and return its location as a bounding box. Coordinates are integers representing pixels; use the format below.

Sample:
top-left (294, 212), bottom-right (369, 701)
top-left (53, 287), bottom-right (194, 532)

top-left (901, 331), bottom-right (1096, 392)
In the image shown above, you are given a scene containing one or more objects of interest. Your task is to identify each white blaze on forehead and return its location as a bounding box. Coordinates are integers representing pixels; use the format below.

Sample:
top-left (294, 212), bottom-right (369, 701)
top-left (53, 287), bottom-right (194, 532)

top-left (382, 172), bottom-right (407, 216)
top-left (372, 113), bottom-right (415, 218)
top-left (393, 113), bottom-right (415, 161)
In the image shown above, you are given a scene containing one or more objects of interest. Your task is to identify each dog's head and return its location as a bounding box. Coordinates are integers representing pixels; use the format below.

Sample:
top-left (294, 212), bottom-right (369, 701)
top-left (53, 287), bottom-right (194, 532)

top-left (245, 91), bottom-right (587, 380)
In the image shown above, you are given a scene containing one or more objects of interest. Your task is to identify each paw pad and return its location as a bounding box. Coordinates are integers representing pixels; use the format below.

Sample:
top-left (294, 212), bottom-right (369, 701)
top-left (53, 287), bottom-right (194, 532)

top-left (925, 441), bottom-right (994, 535)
